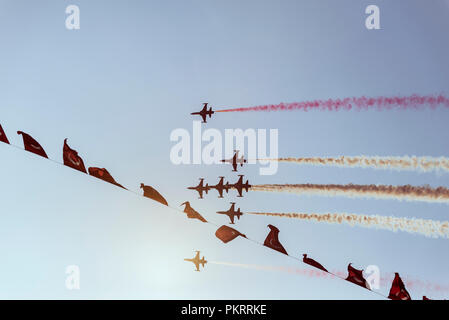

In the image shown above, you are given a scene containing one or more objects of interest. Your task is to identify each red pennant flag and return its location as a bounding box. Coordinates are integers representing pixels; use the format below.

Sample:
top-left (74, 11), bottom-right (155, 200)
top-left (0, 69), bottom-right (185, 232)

top-left (88, 167), bottom-right (126, 189)
top-left (0, 124), bottom-right (9, 144)
top-left (263, 224), bottom-right (288, 255)
top-left (345, 264), bottom-right (370, 289)
top-left (141, 183), bottom-right (168, 206)
top-left (180, 201), bottom-right (207, 222)
top-left (17, 131), bottom-right (48, 158)
top-left (215, 225), bottom-right (246, 243)
top-left (63, 139), bottom-right (87, 173)
top-left (388, 273), bottom-right (411, 300)
top-left (302, 254), bottom-right (328, 272)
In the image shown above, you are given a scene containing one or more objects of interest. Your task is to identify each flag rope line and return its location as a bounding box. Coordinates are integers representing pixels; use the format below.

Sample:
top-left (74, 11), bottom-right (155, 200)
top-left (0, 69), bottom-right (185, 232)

top-left (6, 142), bottom-right (219, 227)
top-left (2, 141), bottom-right (413, 300)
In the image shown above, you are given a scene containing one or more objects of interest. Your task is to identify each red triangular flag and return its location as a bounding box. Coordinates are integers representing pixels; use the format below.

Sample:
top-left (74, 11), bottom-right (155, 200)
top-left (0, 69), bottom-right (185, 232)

top-left (141, 184), bottom-right (168, 206)
top-left (346, 263), bottom-right (370, 289)
top-left (181, 201), bottom-right (207, 222)
top-left (388, 273), bottom-right (411, 300)
top-left (17, 131), bottom-right (48, 158)
top-left (88, 167), bottom-right (126, 189)
top-left (63, 139), bottom-right (87, 173)
top-left (0, 124), bottom-right (9, 144)
top-left (263, 224), bottom-right (288, 255)
top-left (215, 225), bottom-right (246, 243)
top-left (302, 254), bottom-right (328, 272)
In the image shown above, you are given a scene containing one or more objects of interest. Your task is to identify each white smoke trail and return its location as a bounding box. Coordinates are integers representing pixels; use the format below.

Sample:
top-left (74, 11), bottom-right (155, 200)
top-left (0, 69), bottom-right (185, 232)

top-left (266, 156), bottom-right (449, 173)
top-left (246, 212), bottom-right (449, 239)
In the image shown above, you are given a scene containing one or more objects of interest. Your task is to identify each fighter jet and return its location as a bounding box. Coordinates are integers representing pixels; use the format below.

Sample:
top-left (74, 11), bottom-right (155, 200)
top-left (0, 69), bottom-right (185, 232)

top-left (216, 202), bottom-right (243, 224)
top-left (191, 103), bottom-right (214, 123)
top-left (187, 178), bottom-right (210, 199)
top-left (212, 176), bottom-right (231, 198)
top-left (231, 175), bottom-right (251, 197)
top-left (184, 251), bottom-right (207, 272)
top-left (221, 150), bottom-right (247, 172)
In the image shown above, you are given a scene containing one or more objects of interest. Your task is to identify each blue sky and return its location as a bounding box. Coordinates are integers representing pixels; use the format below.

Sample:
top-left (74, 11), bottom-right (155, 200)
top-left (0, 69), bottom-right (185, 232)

top-left (0, 0), bottom-right (448, 299)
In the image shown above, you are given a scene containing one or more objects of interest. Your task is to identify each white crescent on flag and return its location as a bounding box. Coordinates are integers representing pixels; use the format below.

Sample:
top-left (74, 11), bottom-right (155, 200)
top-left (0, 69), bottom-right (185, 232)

top-left (69, 153), bottom-right (81, 166)
top-left (30, 144), bottom-right (42, 150)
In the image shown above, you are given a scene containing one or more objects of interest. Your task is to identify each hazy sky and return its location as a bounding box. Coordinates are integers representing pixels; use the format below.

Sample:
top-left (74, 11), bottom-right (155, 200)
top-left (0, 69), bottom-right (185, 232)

top-left (0, 0), bottom-right (448, 299)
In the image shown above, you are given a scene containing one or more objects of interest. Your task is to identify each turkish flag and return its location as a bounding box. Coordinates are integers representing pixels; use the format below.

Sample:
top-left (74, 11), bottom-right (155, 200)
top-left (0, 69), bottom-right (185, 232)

top-left (388, 273), bottom-right (411, 300)
top-left (0, 124), bottom-right (9, 144)
top-left (263, 224), bottom-right (288, 255)
top-left (88, 167), bottom-right (126, 189)
top-left (17, 131), bottom-right (48, 158)
top-left (181, 202), bottom-right (207, 223)
top-left (302, 254), bottom-right (328, 272)
top-left (345, 264), bottom-right (370, 289)
top-left (63, 139), bottom-right (87, 173)
top-left (215, 225), bottom-right (246, 243)
top-left (140, 184), bottom-right (168, 206)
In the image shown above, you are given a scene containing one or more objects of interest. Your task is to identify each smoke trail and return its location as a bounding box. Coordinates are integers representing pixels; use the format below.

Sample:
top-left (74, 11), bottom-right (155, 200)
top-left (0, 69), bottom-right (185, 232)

top-left (265, 156), bottom-right (449, 173)
top-left (209, 261), bottom-right (449, 295)
top-left (399, 277), bottom-right (449, 294)
top-left (209, 261), bottom-right (330, 278)
top-left (252, 183), bottom-right (449, 203)
top-left (216, 94), bottom-right (449, 112)
top-left (246, 212), bottom-right (449, 238)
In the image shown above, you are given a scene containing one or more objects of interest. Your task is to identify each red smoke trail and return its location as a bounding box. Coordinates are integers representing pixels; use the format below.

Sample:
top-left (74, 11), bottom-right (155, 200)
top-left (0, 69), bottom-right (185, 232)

top-left (216, 94), bottom-right (449, 112)
top-left (209, 261), bottom-right (330, 278)
top-left (252, 183), bottom-right (449, 203)
top-left (210, 261), bottom-right (449, 295)
top-left (380, 274), bottom-right (449, 295)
